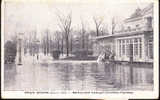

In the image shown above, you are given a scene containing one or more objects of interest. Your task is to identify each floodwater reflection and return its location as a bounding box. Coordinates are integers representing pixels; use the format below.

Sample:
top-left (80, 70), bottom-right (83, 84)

top-left (4, 61), bottom-right (153, 91)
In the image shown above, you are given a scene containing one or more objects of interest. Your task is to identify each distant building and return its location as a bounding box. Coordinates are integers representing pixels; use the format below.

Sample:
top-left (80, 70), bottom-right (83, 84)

top-left (95, 3), bottom-right (153, 62)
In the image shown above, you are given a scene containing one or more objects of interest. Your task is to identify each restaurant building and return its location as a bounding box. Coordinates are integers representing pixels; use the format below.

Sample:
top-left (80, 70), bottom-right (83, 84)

top-left (95, 3), bottom-right (153, 62)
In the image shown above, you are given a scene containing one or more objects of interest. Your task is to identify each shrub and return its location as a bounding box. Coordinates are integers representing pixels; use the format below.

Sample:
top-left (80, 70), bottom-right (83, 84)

top-left (87, 50), bottom-right (93, 55)
top-left (52, 50), bottom-right (61, 59)
top-left (73, 49), bottom-right (88, 58)
top-left (4, 40), bottom-right (17, 64)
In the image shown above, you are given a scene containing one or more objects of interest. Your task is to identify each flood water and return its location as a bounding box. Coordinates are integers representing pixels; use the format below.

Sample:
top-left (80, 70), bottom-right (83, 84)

top-left (4, 59), bottom-right (153, 91)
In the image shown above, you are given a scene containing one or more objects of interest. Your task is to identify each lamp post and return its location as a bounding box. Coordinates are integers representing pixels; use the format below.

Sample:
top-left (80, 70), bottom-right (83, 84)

top-left (18, 33), bottom-right (23, 65)
top-left (35, 40), bottom-right (40, 60)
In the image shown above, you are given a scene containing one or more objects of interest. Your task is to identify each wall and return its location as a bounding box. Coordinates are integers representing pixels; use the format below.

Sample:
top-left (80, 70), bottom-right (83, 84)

top-left (124, 18), bottom-right (145, 30)
top-left (115, 34), bottom-right (145, 62)
top-left (124, 6), bottom-right (153, 31)
top-left (144, 32), bottom-right (153, 62)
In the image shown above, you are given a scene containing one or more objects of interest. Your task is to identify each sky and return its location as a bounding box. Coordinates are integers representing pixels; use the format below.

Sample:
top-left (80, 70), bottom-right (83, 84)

top-left (3, 0), bottom-right (151, 40)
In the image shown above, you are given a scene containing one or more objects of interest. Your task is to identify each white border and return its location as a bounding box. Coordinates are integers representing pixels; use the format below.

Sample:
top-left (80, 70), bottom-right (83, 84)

top-left (1, 0), bottom-right (159, 99)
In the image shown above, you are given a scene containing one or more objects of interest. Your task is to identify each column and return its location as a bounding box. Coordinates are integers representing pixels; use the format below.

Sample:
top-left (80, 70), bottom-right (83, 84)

top-left (125, 39), bottom-right (127, 60)
top-left (141, 35), bottom-right (146, 61)
top-left (116, 39), bottom-right (119, 60)
top-left (18, 38), bottom-right (22, 65)
top-left (132, 38), bottom-right (134, 61)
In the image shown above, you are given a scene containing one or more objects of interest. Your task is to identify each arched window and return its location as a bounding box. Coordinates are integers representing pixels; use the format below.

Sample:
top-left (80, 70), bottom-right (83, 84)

top-left (128, 26), bottom-right (131, 31)
top-left (136, 24), bottom-right (139, 27)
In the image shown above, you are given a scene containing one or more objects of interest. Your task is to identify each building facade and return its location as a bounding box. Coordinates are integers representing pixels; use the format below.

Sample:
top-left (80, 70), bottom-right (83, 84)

top-left (95, 3), bottom-right (153, 62)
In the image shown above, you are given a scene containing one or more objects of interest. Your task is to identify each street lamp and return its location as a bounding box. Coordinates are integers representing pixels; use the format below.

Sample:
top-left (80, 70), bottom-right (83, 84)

top-left (35, 39), bottom-right (40, 60)
top-left (18, 33), bottom-right (23, 65)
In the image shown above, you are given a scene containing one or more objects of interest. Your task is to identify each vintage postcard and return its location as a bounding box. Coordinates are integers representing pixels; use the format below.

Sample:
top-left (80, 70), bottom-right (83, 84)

top-left (1, 0), bottom-right (159, 99)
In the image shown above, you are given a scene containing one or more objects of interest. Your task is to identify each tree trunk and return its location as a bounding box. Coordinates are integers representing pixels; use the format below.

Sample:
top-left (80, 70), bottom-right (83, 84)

top-left (70, 36), bottom-right (72, 53)
top-left (86, 36), bottom-right (88, 51)
top-left (61, 39), bottom-right (63, 55)
top-left (58, 40), bottom-right (60, 51)
top-left (82, 33), bottom-right (85, 49)
top-left (66, 35), bottom-right (69, 57)
top-left (96, 28), bottom-right (99, 36)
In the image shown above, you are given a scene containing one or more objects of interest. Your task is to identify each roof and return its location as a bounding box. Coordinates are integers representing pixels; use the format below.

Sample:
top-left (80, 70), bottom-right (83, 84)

top-left (93, 3), bottom-right (154, 41)
top-left (125, 3), bottom-right (153, 22)
top-left (141, 3), bottom-right (153, 15)
top-left (95, 30), bottom-right (153, 40)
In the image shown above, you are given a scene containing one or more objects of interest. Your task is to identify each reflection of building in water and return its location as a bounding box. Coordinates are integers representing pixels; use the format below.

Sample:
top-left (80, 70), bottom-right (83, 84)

top-left (95, 3), bottom-right (153, 62)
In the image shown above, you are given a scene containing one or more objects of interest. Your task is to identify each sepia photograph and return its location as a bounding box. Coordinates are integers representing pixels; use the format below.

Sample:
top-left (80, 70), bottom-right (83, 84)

top-left (1, 0), bottom-right (159, 99)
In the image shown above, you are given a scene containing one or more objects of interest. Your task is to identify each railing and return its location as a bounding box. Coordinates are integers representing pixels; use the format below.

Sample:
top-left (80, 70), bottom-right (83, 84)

top-left (114, 26), bottom-right (153, 34)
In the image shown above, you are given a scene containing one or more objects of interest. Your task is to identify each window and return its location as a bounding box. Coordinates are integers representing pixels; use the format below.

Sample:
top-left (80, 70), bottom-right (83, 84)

top-left (122, 40), bottom-right (125, 55)
top-left (136, 24), bottom-right (139, 27)
top-left (148, 37), bottom-right (153, 59)
top-left (146, 17), bottom-right (152, 27)
top-left (148, 43), bottom-right (153, 59)
top-left (139, 38), bottom-right (142, 58)
top-left (118, 38), bottom-right (142, 60)
top-left (134, 38), bottom-right (138, 56)
top-left (119, 40), bottom-right (122, 57)
top-left (136, 24), bottom-right (140, 30)
top-left (126, 39), bottom-right (130, 57)
top-left (128, 26), bottom-right (131, 31)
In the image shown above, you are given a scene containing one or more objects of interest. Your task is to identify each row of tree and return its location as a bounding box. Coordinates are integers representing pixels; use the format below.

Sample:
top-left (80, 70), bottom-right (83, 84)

top-left (55, 12), bottom-right (117, 56)
top-left (40, 10), bottom-right (120, 57)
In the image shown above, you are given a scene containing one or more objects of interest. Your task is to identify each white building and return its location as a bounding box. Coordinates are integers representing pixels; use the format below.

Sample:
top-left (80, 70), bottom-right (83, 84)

top-left (95, 3), bottom-right (153, 62)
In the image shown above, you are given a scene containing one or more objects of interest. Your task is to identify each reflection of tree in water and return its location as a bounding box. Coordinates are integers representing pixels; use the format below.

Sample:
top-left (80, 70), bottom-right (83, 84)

top-left (89, 63), bottom-right (98, 90)
top-left (59, 63), bottom-right (73, 91)
top-left (74, 63), bottom-right (87, 90)
top-left (90, 62), bottom-right (116, 91)
top-left (52, 63), bottom-right (60, 69)
top-left (90, 63), bottom-right (98, 74)
top-left (40, 62), bottom-right (48, 67)
top-left (90, 63), bottom-right (105, 90)
top-left (4, 64), bottom-right (17, 90)
top-left (104, 62), bottom-right (116, 84)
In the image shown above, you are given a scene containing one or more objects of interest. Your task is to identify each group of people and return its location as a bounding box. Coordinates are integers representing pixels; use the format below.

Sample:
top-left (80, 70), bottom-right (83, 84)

top-left (97, 49), bottom-right (115, 63)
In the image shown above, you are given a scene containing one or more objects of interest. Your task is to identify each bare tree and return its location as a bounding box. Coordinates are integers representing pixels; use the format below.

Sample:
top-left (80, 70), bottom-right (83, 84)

top-left (70, 34), bottom-right (73, 53)
top-left (61, 32), bottom-right (64, 55)
top-left (54, 31), bottom-right (61, 51)
top-left (56, 11), bottom-right (72, 57)
top-left (80, 18), bottom-right (86, 49)
top-left (119, 21), bottom-right (125, 32)
top-left (46, 29), bottom-right (50, 55)
top-left (93, 16), bottom-right (103, 36)
top-left (100, 23), bottom-right (109, 36)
